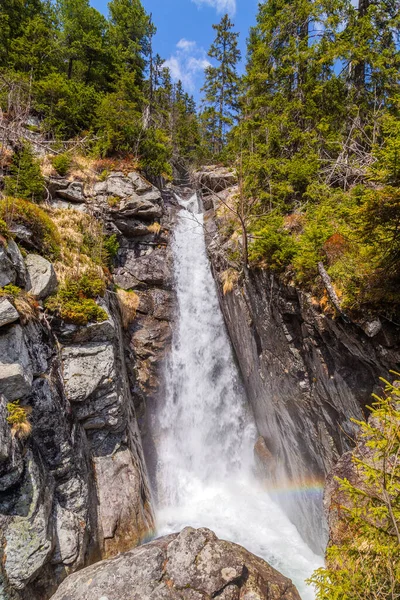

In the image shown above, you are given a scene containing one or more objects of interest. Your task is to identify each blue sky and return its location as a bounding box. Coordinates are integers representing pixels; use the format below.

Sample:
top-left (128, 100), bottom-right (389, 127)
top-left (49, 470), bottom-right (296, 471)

top-left (90, 0), bottom-right (259, 103)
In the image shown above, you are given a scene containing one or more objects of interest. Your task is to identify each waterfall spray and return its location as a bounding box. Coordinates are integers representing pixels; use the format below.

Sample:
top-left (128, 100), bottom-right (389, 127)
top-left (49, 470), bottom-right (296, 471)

top-left (153, 194), bottom-right (323, 600)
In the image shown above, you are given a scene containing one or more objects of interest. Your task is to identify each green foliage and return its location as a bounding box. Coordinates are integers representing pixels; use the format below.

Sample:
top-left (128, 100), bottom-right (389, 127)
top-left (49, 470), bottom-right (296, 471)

top-left (0, 198), bottom-right (61, 260)
top-left (249, 213), bottom-right (297, 270)
top-left (34, 73), bottom-right (101, 138)
top-left (309, 374), bottom-right (400, 600)
top-left (6, 400), bottom-right (32, 439)
top-left (45, 272), bottom-right (107, 325)
top-left (103, 233), bottom-right (119, 263)
top-left (51, 153), bottom-right (72, 176)
top-left (0, 284), bottom-right (22, 298)
top-left (4, 143), bottom-right (44, 201)
top-left (139, 128), bottom-right (172, 178)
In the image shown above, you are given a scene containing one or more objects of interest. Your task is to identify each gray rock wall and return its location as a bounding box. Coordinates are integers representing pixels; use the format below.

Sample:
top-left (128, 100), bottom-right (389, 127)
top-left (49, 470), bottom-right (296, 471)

top-left (204, 204), bottom-right (400, 554)
top-left (0, 172), bottom-right (169, 599)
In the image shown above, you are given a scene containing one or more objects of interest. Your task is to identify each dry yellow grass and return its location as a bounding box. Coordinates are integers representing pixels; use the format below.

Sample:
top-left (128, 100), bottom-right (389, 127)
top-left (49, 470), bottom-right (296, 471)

top-left (14, 294), bottom-right (39, 324)
top-left (147, 222), bottom-right (162, 235)
top-left (47, 207), bottom-right (107, 284)
top-left (117, 289), bottom-right (139, 328)
top-left (221, 269), bottom-right (239, 295)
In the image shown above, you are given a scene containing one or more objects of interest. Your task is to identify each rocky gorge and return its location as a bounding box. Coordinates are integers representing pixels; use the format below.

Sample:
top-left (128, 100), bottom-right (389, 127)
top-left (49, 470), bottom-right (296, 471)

top-left (0, 165), bottom-right (399, 600)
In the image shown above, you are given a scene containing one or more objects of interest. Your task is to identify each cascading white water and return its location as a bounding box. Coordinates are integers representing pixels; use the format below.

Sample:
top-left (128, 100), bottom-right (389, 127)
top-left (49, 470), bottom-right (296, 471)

top-left (154, 194), bottom-right (324, 600)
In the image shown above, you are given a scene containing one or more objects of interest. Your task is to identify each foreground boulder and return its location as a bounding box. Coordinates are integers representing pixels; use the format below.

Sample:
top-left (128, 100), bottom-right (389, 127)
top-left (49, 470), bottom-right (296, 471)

top-left (50, 527), bottom-right (300, 600)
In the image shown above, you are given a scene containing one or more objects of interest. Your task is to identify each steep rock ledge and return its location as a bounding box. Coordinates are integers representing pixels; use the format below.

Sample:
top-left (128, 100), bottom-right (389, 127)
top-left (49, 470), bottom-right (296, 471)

top-left (203, 185), bottom-right (400, 553)
top-left (0, 169), bottom-right (180, 599)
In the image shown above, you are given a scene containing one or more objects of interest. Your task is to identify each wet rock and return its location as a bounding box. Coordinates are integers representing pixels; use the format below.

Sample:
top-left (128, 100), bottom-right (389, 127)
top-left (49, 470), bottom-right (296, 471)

top-left (0, 325), bottom-right (33, 400)
top-left (254, 436), bottom-right (276, 476)
top-left (0, 298), bottom-right (19, 327)
top-left (25, 254), bottom-right (58, 299)
top-left (49, 527), bottom-right (301, 600)
top-left (57, 182), bottom-right (85, 203)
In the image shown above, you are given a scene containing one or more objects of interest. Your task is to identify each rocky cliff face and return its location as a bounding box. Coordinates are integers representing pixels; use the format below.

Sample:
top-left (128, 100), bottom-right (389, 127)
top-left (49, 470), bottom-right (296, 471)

top-left (49, 527), bottom-right (301, 600)
top-left (0, 170), bottom-right (178, 599)
top-left (201, 181), bottom-right (400, 554)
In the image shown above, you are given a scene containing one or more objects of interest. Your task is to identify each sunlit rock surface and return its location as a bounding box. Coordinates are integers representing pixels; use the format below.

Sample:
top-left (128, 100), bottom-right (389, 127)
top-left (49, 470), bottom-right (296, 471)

top-left (50, 527), bottom-right (301, 600)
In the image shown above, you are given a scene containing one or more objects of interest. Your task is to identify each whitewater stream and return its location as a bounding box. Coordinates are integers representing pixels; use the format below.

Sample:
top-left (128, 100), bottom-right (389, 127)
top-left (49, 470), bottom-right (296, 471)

top-left (153, 194), bottom-right (324, 600)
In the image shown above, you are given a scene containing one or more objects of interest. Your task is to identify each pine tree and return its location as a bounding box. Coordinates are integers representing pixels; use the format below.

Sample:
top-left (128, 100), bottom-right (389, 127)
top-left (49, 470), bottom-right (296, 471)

top-left (201, 14), bottom-right (241, 155)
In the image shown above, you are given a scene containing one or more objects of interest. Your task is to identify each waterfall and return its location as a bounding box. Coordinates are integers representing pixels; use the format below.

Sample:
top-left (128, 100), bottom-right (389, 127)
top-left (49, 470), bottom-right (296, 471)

top-left (152, 194), bottom-right (323, 600)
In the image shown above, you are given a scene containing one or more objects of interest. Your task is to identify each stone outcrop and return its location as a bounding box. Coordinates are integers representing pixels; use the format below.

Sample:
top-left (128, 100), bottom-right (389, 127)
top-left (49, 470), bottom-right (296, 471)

top-left (193, 166), bottom-right (237, 193)
top-left (203, 185), bottom-right (400, 554)
top-left (0, 182), bottom-right (160, 599)
top-left (25, 254), bottom-right (58, 299)
top-left (50, 527), bottom-right (301, 600)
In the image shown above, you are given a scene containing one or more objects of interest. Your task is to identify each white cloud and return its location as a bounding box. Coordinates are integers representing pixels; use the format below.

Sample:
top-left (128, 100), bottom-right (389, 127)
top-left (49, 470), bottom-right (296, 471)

top-left (192, 0), bottom-right (236, 15)
top-left (176, 38), bottom-right (197, 52)
top-left (164, 39), bottom-right (211, 92)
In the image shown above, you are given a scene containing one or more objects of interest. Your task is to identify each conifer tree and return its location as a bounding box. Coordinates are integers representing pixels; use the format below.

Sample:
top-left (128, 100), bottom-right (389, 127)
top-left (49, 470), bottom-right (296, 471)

top-left (201, 14), bottom-right (241, 155)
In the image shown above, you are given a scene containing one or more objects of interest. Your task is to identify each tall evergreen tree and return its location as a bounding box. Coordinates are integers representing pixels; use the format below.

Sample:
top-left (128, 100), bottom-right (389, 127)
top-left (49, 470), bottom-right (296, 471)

top-left (201, 14), bottom-right (241, 155)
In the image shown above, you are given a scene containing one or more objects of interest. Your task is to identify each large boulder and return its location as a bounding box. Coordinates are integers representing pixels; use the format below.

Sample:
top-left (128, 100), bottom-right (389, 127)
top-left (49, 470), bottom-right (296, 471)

top-left (194, 166), bottom-right (237, 193)
top-left (50, 527), bottom-right (301, 600)
top-left (0, 298), bottom-right (19, 327)
top-left (0, 324), bottom-right (33, 400)
top-left (56, 182), bottom-right (85, 203)
top-left (25, 254), bottom-right (58, 300)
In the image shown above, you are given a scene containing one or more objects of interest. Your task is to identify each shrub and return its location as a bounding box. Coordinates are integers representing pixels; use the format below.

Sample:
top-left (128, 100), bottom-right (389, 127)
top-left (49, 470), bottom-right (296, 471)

top-left (51, 153), bottom-right (72, 176)
top-left (0, 198), bottom-right (61, 260)
top-left (103, 234), bottom-right (119, 263)
top-left (34, 73), bottom-right (100, 138)
top-left (309, 374), bottom-right (400, 600)
top-left (45, 273), bottom-right (108, 325)
top-left (0, 284), bottom-right (22, 298)
top-left (116, 288), bottom-right (139, 328)
top-left (4, 142), bottom-right (44, 201)
top-left (0, 219), bottom-right (11, 240)
top-left (6, 400), bottom-right (32, 439)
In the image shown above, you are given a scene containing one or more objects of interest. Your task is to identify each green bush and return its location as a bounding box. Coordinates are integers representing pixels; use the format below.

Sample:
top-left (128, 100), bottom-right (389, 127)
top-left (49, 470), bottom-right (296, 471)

top-left (4, 143), bottom-right (44, 201)
top-left (0, 198), bottom-right (61, 260)
top-left (0, 219), bottom-right (11, 240)
top-left (51, 153), bottom-right (72, 176)
top-left (45, 273), bottom-right (107, 325)
top-left (249, 213), bottom-right (297, 270)
top-left (34, 73), bottom-right (100, 138)
top-left (139, 127), bottom-right (172, 179)
top-left (103, 234), bottom-right (119, 263)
